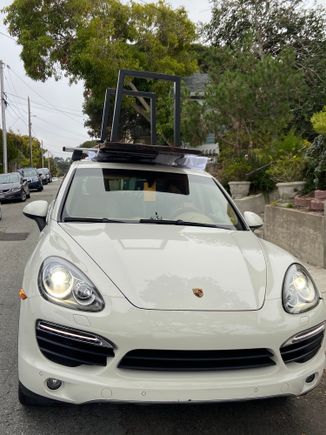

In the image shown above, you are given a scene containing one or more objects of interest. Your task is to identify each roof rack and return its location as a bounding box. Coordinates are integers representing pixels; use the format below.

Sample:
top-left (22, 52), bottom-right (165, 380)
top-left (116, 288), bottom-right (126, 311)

top-left (101, 69), bottom-right (181, 146)
top-left (64, 69), bottom-right (209, 170)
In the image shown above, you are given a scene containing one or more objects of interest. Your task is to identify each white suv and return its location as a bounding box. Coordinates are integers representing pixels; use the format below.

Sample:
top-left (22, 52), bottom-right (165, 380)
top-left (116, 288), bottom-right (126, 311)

top-left (19, 147), bottom-right (326, 405)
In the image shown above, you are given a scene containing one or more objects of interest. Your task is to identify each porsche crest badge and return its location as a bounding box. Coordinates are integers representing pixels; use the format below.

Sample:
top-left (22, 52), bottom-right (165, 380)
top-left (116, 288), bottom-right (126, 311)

top-left (192, 288), bottom-right (204, 298)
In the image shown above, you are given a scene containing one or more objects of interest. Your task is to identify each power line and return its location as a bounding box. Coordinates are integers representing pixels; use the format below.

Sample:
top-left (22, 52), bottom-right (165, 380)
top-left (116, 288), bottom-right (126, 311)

top-left (7, 103), bottom-right (28, 128)
top-left (7, 103), bottom-right (86, 145)
top-left (32, 113), bottom-right (88, 140)
top-left (4, 74), bottom-right (28, 121)
top-left (7, 66), bottom-right (85, 124)
top-left (6, 91), bottom-right (84, 116)
top-left (6, 94), bottom-right (84, 119)
top-left (0, 31), bottom-right (16, 42)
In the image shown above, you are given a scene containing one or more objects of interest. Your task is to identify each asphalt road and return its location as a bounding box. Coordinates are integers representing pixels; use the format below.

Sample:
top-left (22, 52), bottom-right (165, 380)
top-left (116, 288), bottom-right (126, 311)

top-left (1, 181), bottom-right (326, 435)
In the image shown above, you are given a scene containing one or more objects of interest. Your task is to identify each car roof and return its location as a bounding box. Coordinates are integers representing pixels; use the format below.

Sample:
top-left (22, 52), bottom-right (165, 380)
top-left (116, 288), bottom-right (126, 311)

top-left (72, 160), bottom-right (212, 178)
top-left (0, 171), bottom-right (21, 176)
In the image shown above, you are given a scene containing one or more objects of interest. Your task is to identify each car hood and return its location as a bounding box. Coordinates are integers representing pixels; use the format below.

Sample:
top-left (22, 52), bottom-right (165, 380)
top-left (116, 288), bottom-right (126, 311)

top-left (60, 223), bottom-right (267, 311)
top-left (0, 182), bottom-right (20, 190)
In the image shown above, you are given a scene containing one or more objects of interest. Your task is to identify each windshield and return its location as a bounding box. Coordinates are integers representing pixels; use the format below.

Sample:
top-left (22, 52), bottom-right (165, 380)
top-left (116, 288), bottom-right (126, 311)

top-left (0, 173), bottom-right (20, 184)
top-left (62, 168), bottom-right (243, 230)
top-left (23, 168), bottom-right (37, 177)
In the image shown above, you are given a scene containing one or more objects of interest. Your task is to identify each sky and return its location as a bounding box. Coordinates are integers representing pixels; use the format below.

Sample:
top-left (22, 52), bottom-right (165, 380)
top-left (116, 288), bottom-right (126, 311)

top-left (0, 0), bottom-right (324, 158)
top-left (0, 0), bottom-right (211, 159)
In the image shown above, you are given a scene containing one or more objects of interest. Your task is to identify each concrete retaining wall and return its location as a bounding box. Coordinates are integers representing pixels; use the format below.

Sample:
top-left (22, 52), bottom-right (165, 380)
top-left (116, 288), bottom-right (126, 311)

top-left (264, 205), bottom-right (326, 267)
top-left (235, 193), bottom-right (266, 215)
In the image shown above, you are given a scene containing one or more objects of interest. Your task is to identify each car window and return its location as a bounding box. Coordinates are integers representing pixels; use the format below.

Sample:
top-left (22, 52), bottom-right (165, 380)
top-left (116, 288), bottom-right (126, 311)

top-left (23, 169), bottom-right (37, 177)
top-left (62, 168), bottom-right (243, 230)
top-left (0, 173), bottom-right (20, 183)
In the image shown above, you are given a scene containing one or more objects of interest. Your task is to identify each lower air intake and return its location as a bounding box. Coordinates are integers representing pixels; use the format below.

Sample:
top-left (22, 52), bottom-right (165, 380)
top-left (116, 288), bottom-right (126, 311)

top-left (118, 348), bottom-right (275, 371)
top-left (280, 325), bottom-right (324, 364)
top-left (36, 320), bottom-right (114, 367)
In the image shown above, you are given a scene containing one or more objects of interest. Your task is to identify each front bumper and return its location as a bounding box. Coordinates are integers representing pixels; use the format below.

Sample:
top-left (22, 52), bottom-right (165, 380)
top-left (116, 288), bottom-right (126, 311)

top-left (0, 190), bottom-right (22, 201)
top-left (19, 296), bottom-right (326, 404)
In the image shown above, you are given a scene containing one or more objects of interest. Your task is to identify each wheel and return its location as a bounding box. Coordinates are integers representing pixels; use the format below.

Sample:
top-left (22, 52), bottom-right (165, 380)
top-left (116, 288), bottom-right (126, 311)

top-left (27, 192), bottom-right (31, 199)
top-left (38, 185), bottom-right (44, 192)
top-left (20, 191), bottom-right (27, 202)
top-left (18, 382), bottom-right (65, 406)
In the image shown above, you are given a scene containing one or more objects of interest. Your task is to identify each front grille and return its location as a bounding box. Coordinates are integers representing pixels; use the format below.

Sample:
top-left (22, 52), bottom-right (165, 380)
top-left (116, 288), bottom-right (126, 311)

top-left (36, 320), bottom-right (115, 367)
top-left (118, 348), bottom-right (275, 371)
top-left (280, 325), bottom-right (324, 364)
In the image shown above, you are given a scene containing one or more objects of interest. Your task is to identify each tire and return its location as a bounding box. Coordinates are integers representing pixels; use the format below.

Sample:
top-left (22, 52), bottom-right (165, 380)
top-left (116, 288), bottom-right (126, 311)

top-left (20, 191), bottom-right (27, 202)
top-left (27, 192), bottom-right (31, 199)
top-left (18, 382), bottom-right (65, 407)
top-left (38, 185), bottom-right (44, 192)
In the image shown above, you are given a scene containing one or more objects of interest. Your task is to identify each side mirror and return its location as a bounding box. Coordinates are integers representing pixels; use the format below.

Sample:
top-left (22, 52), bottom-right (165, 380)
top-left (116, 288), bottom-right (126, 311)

top-left (23, 200), bottom-right (49, 231)
top-left (244, 211), bottom-right (263, 230)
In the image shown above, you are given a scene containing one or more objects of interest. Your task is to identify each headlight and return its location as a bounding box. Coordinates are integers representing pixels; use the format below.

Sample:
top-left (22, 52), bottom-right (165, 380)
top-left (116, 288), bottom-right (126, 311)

top-left (38, 257), bottom-right (104, 312)
top-left (9, 187), bottom-right (21, 192)
top-left (283, 264), bottom-right (320, 314)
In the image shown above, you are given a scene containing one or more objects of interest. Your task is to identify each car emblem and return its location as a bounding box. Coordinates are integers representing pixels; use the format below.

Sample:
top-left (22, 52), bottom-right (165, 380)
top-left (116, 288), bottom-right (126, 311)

top-left (192, 288), bottom-right (204, 298)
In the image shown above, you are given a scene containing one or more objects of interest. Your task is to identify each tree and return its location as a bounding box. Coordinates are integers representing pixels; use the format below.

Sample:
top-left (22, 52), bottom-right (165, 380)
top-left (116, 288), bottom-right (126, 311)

top-left (205, 47), bottom-right (305, 150)
top-left (53, 157), bottom-right (71, 176)
top-left (0, 129), bottom-right (47, 172)
top-left (203, 0), bottom-right (326, 137)
top-left (4, 1), bottom-right (197, 143)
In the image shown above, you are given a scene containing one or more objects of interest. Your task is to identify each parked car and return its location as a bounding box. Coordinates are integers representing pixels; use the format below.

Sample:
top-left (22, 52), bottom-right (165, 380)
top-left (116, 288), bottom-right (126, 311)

top-left (37, 168), bottom-right (48, 185)
top-left (20, 145), bottom-right (326, 406)
top-left (42, 168), bottom-right (52, 183)
top-left (0, 172), bottom-right (30, 202)
top-left (21, 167), bottom-right (43, 191)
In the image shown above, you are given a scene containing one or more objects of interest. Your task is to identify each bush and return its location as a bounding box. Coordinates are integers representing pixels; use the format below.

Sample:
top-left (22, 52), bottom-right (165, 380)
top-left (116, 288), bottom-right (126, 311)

top-left (219, 157), bottom-right (252, 184)
top-left (304, 135), bottom-right (326, 190)
top-left (266, 154), bottom-right (306, 183)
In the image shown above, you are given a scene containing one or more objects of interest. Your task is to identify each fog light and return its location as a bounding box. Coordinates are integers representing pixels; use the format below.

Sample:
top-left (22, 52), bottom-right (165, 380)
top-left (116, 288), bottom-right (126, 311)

top-left (305, 374), bottom-right (316, 384)
top-left (46, 378), bottom-right (62, 390)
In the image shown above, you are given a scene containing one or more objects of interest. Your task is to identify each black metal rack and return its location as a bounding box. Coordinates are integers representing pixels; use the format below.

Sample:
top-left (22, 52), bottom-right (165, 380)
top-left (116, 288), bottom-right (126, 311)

top-left (100, 69), bottom-right (181, 147)
top-left (64, 69), bottom-right (203, 163)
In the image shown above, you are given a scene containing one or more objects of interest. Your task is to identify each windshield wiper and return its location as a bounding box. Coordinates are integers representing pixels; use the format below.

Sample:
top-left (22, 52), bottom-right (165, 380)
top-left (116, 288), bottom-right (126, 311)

top-left (63, 217), bottom-right (124, 223)
top-left (139, 219), bottom-right (232, 229)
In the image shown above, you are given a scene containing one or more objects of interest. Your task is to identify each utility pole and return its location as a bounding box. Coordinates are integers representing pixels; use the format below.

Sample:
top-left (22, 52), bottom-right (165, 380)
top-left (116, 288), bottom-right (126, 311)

top-left (41, 140), bottom-right (44, 167)
top-left (0, 60), bottom-right (8, 173)
top-left (28, 97), bottom-right (32, 166)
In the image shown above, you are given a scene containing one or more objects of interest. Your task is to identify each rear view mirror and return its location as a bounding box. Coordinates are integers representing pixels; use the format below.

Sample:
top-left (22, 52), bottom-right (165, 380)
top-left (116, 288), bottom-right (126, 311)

top-left (23, 200), bottom-right (49, 231)
top-left (243, 211), bottom-right (263, 230)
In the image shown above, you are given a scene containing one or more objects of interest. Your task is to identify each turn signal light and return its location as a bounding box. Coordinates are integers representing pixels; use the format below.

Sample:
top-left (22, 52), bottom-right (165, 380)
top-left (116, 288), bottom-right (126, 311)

top-left (19, 289), bottom-right (28, 300)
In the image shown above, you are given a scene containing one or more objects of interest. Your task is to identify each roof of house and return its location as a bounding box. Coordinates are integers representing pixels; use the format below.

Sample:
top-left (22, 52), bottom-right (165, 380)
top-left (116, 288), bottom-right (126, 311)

top-left (184, 73), bottom-right (209, 96)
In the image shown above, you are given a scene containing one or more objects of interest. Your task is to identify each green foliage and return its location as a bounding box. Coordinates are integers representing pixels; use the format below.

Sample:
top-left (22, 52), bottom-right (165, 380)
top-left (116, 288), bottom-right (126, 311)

top-left (266, 154), bottom-right (306, 183)
top-left (218, 146), bottom-right (252, 184)
top-left (181, 98), bottom-right (208, 146)
top-left (53, 157), bottom-right (71, 176)
top-left (4, 0), bottom-right (197, 143)
top-left (304, 135), bottom-right (326, 190)
top-left (311, 107), bottom-right (326, 135)
top-left (250, 131), bottom-right (306, 188)
top-left (220, 159), bottom-right (252, 183)
top-left (205, 47), bottom-right (305, 151)
top-left (203, 0), bottom-right (326, 138)
top-left (0, 128), bottom-right (59, 175)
